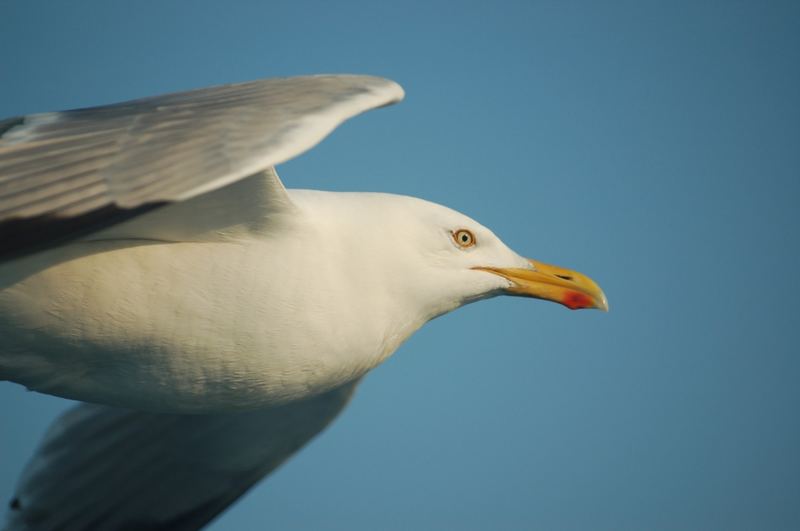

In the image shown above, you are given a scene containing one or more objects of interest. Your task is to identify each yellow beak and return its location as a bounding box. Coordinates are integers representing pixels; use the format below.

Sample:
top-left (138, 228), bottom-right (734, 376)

top-left (474, 259), bottom-right (609, 311)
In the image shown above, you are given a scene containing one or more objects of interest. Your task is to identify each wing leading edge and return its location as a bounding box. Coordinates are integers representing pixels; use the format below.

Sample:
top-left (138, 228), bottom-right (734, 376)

top-left (0, 75), bottom-right (403, 260)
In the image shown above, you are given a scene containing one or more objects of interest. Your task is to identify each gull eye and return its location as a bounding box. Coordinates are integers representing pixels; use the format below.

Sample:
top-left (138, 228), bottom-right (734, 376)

top-left (452, 229), bottom-right (476, 248)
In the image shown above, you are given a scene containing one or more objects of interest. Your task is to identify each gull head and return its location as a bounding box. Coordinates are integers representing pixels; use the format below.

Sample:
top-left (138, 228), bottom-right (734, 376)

top-left (289, 190), bottom-right (608, 324)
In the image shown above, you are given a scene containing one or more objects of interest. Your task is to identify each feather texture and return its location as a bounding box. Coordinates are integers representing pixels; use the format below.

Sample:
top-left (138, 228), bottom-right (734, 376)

top-left (0, 75), bottom-right (403, 259)
top-left (3, 381), bottom-right (358, 531)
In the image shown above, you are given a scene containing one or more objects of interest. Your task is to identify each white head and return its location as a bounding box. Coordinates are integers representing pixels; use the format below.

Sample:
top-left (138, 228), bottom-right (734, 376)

top-left (288, 190), bottom-right (607, 325)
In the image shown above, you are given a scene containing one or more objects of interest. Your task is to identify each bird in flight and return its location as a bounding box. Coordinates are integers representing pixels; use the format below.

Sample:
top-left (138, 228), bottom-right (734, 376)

top-left (0, 75), bottom-right (607, 530)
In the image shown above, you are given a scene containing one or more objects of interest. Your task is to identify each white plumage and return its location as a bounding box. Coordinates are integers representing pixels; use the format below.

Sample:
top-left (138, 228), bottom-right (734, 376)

top-left (0, 75), bottom-right (606, 530)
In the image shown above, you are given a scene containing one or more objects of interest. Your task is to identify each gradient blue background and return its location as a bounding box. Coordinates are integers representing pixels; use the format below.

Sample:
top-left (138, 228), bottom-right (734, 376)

top-left (1, 1), bottom-right (799, 529)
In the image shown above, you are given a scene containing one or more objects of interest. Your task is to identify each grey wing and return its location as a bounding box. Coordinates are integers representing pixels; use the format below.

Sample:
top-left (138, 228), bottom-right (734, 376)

top-left (0, 75), bottom-right (404, 260)
top-left (3, 381), bottom-right (359, 531)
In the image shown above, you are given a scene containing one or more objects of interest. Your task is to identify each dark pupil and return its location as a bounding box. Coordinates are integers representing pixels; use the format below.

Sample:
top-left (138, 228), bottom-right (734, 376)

top-left (461, 234), bottom-right (469, 242)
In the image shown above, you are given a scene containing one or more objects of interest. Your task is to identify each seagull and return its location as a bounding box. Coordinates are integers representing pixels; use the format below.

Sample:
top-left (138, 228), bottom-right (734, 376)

top-left (0, 75), bottom-right (607, 530)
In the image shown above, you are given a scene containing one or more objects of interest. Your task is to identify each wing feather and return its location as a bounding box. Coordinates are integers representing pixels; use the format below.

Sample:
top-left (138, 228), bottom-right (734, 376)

top-left (0, 75), bottom-right (404, 259)
top-left (3, 381), bottom-right (358, 531)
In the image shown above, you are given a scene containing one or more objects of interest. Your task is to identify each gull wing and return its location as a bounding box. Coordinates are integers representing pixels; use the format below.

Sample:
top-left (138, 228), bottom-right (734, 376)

top-left (0, 75), bottom-right (404, 260)
top-left (3, 381), bottom-right (358, 531)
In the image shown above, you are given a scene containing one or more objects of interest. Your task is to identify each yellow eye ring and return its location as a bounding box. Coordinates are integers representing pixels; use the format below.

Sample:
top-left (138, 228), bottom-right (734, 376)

top-left (452, 229), bottom-right (476, 248)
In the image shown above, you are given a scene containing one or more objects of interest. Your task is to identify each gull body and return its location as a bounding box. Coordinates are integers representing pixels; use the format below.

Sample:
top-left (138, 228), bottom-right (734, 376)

top-left (1, 183), bottom-right (522, 412)
top-left (0, 75), bottom-right (606, 530)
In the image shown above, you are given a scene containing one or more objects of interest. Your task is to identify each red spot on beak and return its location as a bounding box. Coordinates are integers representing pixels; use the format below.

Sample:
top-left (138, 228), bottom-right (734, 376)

top-left (563, 291), bottom-right (593, 310)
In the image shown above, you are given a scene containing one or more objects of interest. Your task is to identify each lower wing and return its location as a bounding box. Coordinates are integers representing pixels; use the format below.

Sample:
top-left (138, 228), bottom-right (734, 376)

top-left (3, 380), bottom-right (359, 531)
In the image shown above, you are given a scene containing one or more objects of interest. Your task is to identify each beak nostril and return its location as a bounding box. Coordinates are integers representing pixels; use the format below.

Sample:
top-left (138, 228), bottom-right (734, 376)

top-left (555, 274), bottom-right (573, 281)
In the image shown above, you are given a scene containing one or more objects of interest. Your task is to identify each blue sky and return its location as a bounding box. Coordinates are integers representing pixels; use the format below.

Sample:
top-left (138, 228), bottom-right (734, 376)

top-left (1, 1), bottom-right (799, 529)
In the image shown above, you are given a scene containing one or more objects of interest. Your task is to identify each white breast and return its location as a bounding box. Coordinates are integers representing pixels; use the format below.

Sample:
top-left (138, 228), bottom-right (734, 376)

top-left (0, 235), bottom-right (421, 413)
